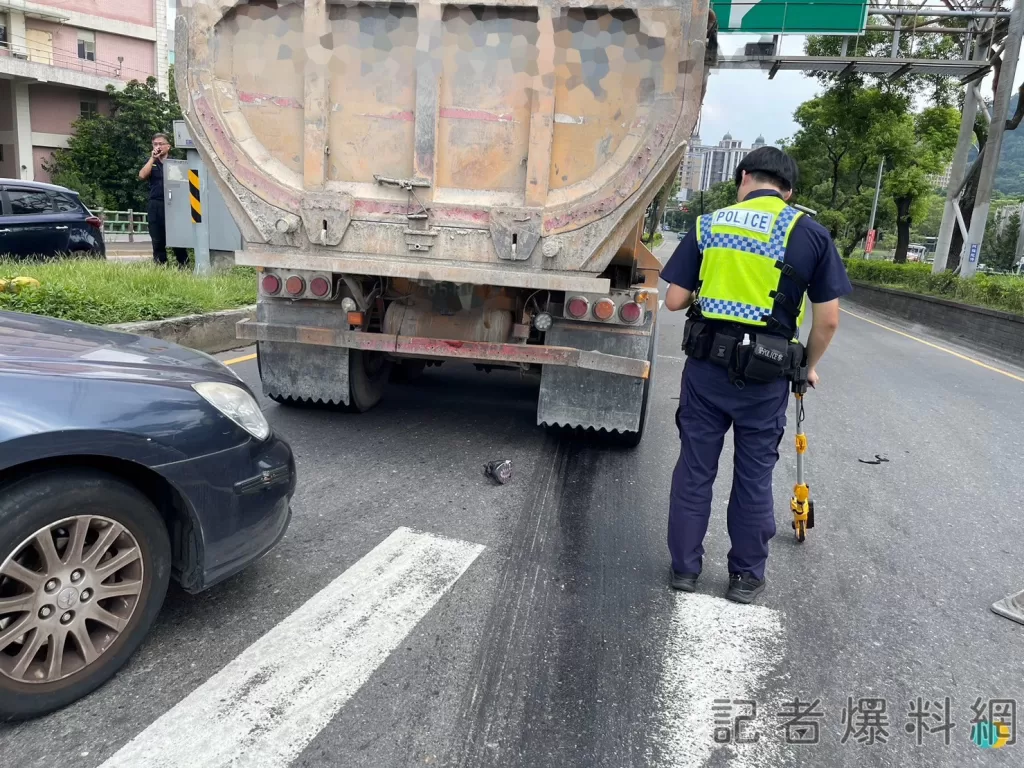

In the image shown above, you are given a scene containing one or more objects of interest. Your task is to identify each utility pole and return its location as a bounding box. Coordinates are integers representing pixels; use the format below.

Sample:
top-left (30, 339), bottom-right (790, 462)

top-left (933, 35), bottom-right (988, 273)
top-left (961, 0), bottom-right (1024, 278)
top-left (866, 158), bottom-right (884, 251)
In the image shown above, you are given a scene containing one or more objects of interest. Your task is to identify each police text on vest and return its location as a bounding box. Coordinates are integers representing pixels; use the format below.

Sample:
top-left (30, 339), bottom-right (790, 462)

top-left (713, 208), bottom-right (775, 235)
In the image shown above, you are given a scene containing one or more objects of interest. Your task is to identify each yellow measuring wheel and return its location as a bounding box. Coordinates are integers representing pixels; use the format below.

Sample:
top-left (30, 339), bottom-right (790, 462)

top-left (790, 380), bottom-right (815, 543)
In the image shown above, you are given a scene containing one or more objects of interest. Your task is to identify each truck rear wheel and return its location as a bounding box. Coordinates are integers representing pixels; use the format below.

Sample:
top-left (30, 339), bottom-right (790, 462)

top-left (612, 321), bottom-right (659, 448)
top-left (347, 350), bottom-right (390, 412)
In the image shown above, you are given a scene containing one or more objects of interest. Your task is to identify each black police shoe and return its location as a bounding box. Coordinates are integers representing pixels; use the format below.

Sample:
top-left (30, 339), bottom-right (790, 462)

top-left (726, 573), bottom-right (765, 604)
top-left (670, 569), bottom-right (699, 592)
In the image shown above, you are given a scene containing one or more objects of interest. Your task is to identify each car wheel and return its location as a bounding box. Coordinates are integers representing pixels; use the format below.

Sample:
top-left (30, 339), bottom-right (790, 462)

top-left (0, 469), bottom-right (171, 721)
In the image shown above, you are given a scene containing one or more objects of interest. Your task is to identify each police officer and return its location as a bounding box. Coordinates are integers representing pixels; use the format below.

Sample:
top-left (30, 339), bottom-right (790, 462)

top-left (661, 146), bottom-right (851, 604)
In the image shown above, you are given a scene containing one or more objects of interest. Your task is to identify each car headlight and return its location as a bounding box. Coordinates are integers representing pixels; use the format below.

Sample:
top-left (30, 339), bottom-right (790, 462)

top-left (192, 382), bottom-right (270, 441)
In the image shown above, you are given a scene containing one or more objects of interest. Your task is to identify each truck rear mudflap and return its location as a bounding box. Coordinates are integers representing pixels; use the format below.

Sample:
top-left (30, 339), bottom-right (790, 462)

top-left (537, 322), bottom-right (656, 434)
top-left (237, 320), bottom-right (651, 380)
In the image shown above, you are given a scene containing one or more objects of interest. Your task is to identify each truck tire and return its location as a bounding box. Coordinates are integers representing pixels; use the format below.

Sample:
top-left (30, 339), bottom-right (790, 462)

top-left (614, 321), bottom-right (659, 448)
top-left (346, 350), bottom-right (391, 412)
top-left (0, 469), bottom-right (171, 721)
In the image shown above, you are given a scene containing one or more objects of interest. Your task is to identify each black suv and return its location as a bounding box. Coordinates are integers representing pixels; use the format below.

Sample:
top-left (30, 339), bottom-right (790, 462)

top-left (0, 180), bottom-right (105, 259)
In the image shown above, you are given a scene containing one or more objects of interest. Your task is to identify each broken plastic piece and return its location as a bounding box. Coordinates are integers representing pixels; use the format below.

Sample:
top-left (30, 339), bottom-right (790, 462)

top-left (857, 455), bottom-right (890, 465)
top-left (483, 459), bottom-right (513, 485)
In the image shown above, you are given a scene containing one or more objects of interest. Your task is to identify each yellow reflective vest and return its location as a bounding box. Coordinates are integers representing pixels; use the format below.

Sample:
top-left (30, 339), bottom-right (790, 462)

top-left (694, 194), bottom-right (807, 336)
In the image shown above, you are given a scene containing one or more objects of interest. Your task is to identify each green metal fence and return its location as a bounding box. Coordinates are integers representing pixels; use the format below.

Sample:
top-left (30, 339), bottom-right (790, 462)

top-left (95, 209), bottom-right (149, 241)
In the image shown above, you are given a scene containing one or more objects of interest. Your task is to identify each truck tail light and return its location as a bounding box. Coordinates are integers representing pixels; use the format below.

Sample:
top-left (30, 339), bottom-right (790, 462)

top-left (285, 276), bottom-right (305, 296)
top-left (261, 274), bottom-right (281, 295)
top-left (619, 301), bottom-right (643, 323)
top-left (310, 276), bottom-right (331, 297)
top-left (566, 296), bottom-right (589, 319)
top-left (593, 298), bottom-right (616, 321)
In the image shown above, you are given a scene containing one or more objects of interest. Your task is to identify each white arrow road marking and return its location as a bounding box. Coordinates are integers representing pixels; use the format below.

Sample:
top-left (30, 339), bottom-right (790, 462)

top-left (99, 527), bottom-right (485, 768)
top-left (655, 593), bottom-right (785, 767)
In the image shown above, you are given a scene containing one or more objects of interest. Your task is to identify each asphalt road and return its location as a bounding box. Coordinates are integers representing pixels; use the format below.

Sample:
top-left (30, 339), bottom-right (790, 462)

top-left (4, 238), bottom-right (1024, 767)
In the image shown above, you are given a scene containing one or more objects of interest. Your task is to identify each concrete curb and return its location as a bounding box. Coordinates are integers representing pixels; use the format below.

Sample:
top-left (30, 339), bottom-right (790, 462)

top-left (847, 281), bottom-right (1024, 365)
top-left (107, 305), bottom-right (256, 354)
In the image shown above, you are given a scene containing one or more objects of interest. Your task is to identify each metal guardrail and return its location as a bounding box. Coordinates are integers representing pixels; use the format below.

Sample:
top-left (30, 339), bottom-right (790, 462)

top-left (95, 210), bottom-right (149, 241)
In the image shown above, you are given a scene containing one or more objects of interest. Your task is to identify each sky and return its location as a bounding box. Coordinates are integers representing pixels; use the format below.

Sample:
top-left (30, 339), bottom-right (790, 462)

top-left (698, 35), bottom-right (818, 147)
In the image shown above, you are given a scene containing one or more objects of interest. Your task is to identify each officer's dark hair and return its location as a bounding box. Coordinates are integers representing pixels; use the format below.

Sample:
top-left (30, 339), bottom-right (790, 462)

top-left (152, 133), bottom-right (171, 143)
top-left (733, 146), bottom-right (799, 192)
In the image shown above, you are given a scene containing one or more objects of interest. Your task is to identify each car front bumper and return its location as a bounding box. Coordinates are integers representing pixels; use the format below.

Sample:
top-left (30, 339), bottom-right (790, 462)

top-left (156, 430), bottom-right (296, 592)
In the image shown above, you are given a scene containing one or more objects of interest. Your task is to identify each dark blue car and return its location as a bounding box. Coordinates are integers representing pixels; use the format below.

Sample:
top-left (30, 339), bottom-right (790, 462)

top-left (0, 310), bottom-right (295, 720)
top-left (0, 180), bottom-right (106, 259)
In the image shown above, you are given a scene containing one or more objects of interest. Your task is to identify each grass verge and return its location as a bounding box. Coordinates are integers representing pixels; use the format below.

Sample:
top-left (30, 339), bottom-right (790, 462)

top-left (843, 259), bottom-right (1024, 317)
top-left (0, 259), bottom-right (257, 325)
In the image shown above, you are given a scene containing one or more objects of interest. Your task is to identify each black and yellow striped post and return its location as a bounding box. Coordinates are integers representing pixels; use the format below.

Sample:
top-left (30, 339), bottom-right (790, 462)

top-left (188, 169), bottom-right (202, 224)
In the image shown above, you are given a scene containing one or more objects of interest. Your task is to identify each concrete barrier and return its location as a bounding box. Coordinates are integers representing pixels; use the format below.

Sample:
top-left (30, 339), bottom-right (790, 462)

top-left (847, 281), bottom-right (1024, 365)
top-left (107, 305), bottom-right (256, 354)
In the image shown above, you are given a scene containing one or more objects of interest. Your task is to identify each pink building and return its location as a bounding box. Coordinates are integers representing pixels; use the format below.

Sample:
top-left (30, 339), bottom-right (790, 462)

top-left (0, 0), bottom-right (170, 182)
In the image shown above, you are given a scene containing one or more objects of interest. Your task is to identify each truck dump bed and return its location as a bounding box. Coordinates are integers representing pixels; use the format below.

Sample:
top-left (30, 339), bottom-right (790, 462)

top-left (176, 0), bottom-right (708, 287)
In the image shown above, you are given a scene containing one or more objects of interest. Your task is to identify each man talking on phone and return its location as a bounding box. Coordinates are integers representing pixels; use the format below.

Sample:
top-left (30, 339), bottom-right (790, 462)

top-left (139, 133), bottom-right (189, 267)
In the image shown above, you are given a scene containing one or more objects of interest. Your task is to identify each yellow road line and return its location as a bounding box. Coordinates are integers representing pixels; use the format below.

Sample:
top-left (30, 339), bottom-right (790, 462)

top-left (840, 307), bottom-right (1024, 384)
top-left (223, 352), bottom-right (257, 367)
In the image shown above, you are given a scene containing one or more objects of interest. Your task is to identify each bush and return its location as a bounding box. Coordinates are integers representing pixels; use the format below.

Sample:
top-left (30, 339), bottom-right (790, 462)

top-left (0, 259), bottom-right (256, 325)
top-left (843, 258), bottom-right (1024, 315)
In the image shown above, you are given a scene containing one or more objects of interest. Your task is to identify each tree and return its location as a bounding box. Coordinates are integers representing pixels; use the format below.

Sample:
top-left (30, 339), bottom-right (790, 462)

top-left (786, 82), bottom-right (958, 261)
top-left (45, 76), bottom-right (183, 211)
top-left (643, 173), bottom-right (682, 243)
top-left (786, 86), bottom-right (905, 255)
top-left (880, 105), bottom-right (960, 262)
top-left (982, 208), bottom-right (1021, 271)
top-left (671, 181), bottom-right (736, 232)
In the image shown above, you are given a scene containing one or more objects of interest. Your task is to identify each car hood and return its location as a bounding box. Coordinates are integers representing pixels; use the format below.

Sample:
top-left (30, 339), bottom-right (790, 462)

top-left (0, 310), bottom-right (241, 386)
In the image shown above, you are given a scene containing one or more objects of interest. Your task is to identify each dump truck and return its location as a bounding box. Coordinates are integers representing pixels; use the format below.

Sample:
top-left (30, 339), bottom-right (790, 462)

top-left (175, 0), bottom-right (711, 445)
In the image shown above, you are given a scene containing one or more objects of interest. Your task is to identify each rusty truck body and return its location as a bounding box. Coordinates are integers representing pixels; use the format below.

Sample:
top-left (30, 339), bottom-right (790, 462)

top-left (175, 0), bottom-right (710, 445)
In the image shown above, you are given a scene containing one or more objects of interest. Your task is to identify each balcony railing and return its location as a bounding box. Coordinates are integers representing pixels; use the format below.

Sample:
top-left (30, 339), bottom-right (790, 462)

top-left (0, 32), bottom-right (154, 83)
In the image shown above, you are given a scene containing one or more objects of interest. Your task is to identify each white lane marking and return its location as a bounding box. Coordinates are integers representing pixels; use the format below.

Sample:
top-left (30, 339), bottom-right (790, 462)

top-left (655, 593), bottom-right (785, 768)
top-left (658, 354), bottom-right (685, 363)
top-left (99, 527), bottom-right (485, 768)
top-left (659, 299), bottom-right (664, 309)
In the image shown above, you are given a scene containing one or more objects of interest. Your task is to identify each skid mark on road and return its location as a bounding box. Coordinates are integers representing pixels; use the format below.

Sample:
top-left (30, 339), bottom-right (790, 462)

top-left (98, 527), bottom-right (484, 768)
top-left (654, 593), bottom-right (785, 768)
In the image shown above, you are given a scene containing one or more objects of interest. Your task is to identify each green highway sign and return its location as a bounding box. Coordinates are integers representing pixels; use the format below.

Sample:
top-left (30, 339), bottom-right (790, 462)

top-left (713, 0), bottom-right (869, 34)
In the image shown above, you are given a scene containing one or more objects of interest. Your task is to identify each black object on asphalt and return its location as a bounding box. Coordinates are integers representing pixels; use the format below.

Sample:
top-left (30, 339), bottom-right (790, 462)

top-left (483, 459), bottom-right (513, 485)
top-left (858, 455), bottom-right (890, 465)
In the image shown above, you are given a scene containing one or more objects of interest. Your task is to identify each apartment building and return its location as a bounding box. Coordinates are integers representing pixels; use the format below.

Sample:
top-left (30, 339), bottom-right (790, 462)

top-left (699, 133), bottom-right (762, 190)
top-left (675, 134), bottom-right (706, 202)
top-left (0, 0), bottom-right (169, 181)
top-left (675, 133), bottom-right (765, 201)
